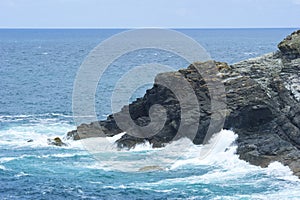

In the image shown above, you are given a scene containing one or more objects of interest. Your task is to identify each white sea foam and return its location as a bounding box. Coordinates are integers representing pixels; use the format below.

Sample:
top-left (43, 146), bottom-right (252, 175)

top-left (0, 165), bottom-right (7, 170)
top-left (81, 130), bottom-right (237, 172)
top-left (0, 157), bottom-right (17, 163)
top-left (79, 131), bottom-right (158, 153)
top-left (244, 52), bottom-right (258, 56)
top-left (81, 129), bottom-right (300, 190)
top-left (0, 119), bottom-right (76, 148)
top-left (14, 172), bottom-right (30, 177)
top-left (130, 141), bottom-right (154, 152)
top-left (170, 129), bottom-right (238, 170)
top-left (48, 152), bottom-right (89, 158)
top-left (2, 118), bottom-right (299, 195)
top-left (266, 162), bottom-right (300, 182)
top-left (79, 133), bottom-right (123, 153)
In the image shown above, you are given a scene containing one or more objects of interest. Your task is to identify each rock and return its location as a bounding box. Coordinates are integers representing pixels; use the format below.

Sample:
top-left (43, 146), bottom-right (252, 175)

top-left (27, 139), bottom-right (33, 142)
top-left (66, 118), bottom-right (123, 140)
top-left (67, 30), bottom-right (300, 178)
top-left (278, 30), bottom-right (300, 59)
top-left (47, 137), bottom-right (67, 147)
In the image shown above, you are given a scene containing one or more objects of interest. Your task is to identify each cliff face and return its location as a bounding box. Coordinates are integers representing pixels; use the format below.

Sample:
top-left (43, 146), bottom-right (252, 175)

top-left (67, 30), bottom-right (300, 177)
top-left (231, 31), bottom-right (300, 176)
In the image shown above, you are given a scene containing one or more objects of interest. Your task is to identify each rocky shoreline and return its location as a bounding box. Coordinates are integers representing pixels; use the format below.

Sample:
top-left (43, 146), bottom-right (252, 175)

top-left (67, 30), bottom-right (300, 177)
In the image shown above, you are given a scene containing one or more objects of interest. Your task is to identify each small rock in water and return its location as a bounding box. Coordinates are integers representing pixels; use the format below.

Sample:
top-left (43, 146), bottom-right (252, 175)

top-left (47, 137), bottom-right (67, 147)
top-left (27, 139), bottom-right (33, 142)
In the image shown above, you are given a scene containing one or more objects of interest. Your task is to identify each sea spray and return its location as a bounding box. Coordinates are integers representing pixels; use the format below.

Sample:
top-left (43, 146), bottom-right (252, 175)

top-left (82, 130), bottom-right (238, 172)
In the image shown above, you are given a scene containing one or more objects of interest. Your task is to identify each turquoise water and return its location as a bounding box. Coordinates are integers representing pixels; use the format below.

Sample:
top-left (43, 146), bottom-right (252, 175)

top-left (1, 29), bottom-right (300, 199)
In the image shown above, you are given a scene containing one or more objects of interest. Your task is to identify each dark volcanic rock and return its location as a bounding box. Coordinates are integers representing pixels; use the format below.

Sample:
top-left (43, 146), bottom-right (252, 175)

top-left (67, 30), bottom-right (300, 177)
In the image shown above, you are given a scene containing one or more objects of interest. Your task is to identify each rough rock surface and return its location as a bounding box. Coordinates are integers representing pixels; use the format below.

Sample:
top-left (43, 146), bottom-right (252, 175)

top-left (278, 30), bottom-right (300, 60)
top-left (67, 30), bottom-right (300, 177)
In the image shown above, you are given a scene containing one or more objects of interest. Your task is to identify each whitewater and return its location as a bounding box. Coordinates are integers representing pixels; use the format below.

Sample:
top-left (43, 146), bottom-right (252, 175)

top-left (1, 114), bottom-right (300, 199)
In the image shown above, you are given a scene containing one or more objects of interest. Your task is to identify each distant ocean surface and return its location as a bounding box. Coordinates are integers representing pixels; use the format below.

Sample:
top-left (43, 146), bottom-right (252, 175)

top-left (1, 28), bottom-right (300, 199)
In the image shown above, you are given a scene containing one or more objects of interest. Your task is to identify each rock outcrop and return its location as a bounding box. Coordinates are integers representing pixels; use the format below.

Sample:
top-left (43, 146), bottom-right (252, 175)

top-left (278, 30), bottom-right (300, 60)
top-left (67, 30), bottom-right (300, 177)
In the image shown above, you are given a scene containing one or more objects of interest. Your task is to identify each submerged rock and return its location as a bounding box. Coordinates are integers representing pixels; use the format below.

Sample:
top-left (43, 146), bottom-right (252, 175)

top-left (67, 30), bottom-right (300, 177)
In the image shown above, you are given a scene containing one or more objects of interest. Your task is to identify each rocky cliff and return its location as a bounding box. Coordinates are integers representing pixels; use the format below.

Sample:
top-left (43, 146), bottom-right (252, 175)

top-left (67, 30), bottom-right (300, 177)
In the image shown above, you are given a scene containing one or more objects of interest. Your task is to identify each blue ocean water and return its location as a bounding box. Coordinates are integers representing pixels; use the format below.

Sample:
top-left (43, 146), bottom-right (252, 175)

top-left (1, 28), bottom-right (300, 199)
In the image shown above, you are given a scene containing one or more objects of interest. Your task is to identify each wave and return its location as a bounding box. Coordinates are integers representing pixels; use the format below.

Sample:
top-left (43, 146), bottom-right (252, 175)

top-left (1, 117), bottom-right (299, 184)
top-left (0, 116), bottom-right (77, 148)
top-left (1, 114), bottom-right (299, 190)
top-left (79, 130), bottom-right (238, 171)
top-left (0, 113), bottom-right (73, 118)
top-left (14, 172), bottom-right (30, 177)
top-left (85, 130), bottom-right (236, 172)
top-left (81, 130), bottom-right (299, 184)
top-left (84, 128), bottom-right (300, 199)
top-left (1, 116), bottom-right (300, 198)
top-left (0, 165), bottom-right (7, 171)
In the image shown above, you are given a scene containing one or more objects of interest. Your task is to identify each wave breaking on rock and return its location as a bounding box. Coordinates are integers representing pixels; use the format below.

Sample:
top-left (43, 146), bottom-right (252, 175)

top-left (67, 30), bottom-right (300, 177)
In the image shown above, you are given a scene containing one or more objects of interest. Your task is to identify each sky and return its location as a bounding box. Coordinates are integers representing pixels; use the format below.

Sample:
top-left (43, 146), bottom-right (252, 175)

top-left (0, 0), bottom-right (299, 28)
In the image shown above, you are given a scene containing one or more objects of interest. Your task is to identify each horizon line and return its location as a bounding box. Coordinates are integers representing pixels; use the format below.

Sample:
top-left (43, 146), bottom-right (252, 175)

top-left (0, 26), bottom-right (299, 30)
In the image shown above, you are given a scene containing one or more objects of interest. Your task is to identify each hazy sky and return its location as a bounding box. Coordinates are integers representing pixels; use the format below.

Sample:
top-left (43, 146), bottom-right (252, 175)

top-left (0, 0), bottom-right (299, 28)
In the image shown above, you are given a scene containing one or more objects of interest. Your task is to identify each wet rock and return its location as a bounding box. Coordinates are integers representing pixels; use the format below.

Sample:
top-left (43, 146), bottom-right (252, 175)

top-left (47, 137), bottom-right (67, 147)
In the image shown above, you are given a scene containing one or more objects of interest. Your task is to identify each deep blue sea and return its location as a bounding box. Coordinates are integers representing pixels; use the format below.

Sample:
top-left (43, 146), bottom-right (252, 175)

top-left (1, 29), bottom-right (300, 199)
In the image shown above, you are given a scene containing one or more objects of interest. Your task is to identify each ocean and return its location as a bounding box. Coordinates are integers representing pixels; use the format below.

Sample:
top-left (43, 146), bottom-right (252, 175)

top-left (1, 28), bottom-right (300, 199)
